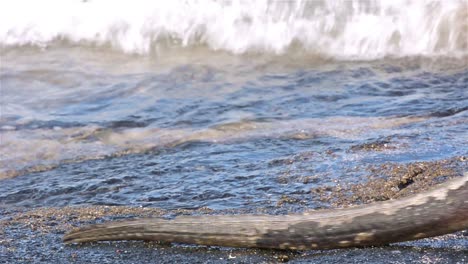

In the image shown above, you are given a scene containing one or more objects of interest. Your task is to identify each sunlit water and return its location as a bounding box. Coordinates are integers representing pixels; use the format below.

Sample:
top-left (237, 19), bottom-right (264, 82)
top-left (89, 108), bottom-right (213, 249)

top-left (0, 0), bottom-right (467, 211)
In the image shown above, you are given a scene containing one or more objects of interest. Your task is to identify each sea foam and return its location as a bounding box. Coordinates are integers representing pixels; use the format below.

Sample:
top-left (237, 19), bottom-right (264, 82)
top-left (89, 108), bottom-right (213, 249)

top-left (1, 0), bottom-right (467, 59)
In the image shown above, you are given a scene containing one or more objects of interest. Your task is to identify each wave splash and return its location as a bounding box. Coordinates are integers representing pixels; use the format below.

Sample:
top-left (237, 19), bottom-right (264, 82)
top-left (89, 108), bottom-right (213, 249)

top-left (1, 0), bottom-right (467, 59)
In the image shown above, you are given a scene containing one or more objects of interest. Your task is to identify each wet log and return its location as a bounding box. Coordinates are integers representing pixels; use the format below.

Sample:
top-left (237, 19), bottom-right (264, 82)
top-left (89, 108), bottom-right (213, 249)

top-left (64, 174), bottom-right (468, 250)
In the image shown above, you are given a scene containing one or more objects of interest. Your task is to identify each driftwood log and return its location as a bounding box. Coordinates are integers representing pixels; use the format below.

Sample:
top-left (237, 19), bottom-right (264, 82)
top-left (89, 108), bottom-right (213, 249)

top-left (64, 173), bottom-right (467, 250)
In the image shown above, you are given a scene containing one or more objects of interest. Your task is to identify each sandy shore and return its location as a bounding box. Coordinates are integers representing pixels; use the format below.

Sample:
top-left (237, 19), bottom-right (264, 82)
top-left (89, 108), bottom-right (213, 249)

top-left (1, 157), bottom-right (466, 263)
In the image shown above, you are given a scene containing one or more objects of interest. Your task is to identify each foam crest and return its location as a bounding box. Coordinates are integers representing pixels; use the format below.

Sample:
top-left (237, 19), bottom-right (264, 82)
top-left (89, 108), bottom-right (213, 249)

top-left (1, 0), bottom-right (466, 59)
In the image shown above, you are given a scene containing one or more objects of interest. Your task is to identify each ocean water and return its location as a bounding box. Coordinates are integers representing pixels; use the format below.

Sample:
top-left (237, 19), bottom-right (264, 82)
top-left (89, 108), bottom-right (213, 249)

top-left (0, 0), bottom-right (467, 211)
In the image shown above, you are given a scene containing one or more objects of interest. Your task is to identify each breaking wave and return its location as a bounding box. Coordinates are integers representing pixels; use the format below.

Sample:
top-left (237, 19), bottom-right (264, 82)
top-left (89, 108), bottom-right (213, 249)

top-left (1, 0), bottom-right (467, 59)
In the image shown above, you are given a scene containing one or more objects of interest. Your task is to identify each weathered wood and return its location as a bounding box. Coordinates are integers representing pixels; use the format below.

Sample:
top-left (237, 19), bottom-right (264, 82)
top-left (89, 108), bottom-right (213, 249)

top-left (63, 174), bottom-right (468, 250)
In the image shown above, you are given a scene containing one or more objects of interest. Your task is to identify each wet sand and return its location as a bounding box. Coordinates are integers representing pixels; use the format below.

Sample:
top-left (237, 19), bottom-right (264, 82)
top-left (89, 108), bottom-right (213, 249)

top-left (1, 158), bottom-right (466, 263)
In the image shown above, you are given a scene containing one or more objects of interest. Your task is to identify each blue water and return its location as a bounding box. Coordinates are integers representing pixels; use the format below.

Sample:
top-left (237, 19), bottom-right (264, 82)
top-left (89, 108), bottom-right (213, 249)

top-left (0, 45), bottom-right (467, 211)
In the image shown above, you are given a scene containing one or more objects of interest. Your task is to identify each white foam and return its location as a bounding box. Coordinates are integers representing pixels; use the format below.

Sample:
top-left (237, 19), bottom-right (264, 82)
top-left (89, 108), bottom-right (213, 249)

top-left (1, 0), bottom-right (466, 60)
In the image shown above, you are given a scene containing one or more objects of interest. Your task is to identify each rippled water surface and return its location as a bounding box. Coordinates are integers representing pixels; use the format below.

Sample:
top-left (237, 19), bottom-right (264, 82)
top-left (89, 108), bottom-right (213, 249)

top-left (1, 45), bottom-right (467, 211)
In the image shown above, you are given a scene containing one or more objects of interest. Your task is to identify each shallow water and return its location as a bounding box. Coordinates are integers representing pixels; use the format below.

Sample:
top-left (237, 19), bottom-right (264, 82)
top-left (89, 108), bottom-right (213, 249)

top-left (1, 44), bottom-right (467, 211)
